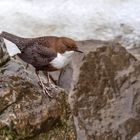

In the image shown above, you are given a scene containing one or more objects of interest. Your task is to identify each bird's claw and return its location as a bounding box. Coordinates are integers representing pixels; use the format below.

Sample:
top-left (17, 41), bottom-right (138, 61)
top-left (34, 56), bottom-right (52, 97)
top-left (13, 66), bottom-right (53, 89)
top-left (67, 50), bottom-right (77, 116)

top-left (41, 83), bottom-right (53, 98)
top-left (42, 86), bottom-right (53, 98)
top-left (38, 81), bottom-right (53, 98)
top-left (38, 81), bottom-right (48, 88)
top-left (38, 81), bottom-right (57, 90)
top-left (49, 83), bottom-right (58, 90)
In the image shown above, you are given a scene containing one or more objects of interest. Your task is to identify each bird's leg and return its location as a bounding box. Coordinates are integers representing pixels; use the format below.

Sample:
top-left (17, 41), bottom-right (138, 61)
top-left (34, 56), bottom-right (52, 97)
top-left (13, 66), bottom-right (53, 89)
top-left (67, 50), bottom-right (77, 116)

top-left (46, 73), bottom-right (57, 89)
top-left (25, 64), bottom-right (29, 70)
top-left (49, 74), bottom-right (57, 85)
top-left (36, 70), bottom-right (53, 98)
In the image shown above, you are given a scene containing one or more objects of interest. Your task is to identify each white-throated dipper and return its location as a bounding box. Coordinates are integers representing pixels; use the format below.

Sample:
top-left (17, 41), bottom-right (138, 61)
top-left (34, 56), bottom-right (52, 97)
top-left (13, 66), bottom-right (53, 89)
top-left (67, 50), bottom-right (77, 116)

top-left (0, 31), bottom-right (83, 97)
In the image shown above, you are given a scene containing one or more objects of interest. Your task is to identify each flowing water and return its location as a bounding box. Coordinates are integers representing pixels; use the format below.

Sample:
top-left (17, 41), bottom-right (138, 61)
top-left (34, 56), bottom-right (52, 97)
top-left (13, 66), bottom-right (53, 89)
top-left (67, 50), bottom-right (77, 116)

top-left (0, 0), bottom-right (140, 55)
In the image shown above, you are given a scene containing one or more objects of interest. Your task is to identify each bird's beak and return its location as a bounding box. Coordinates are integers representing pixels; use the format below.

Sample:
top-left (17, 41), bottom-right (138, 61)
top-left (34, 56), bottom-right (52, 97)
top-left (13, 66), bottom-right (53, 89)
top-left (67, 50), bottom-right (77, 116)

top-left (75, 50), bottom-right (84, 53)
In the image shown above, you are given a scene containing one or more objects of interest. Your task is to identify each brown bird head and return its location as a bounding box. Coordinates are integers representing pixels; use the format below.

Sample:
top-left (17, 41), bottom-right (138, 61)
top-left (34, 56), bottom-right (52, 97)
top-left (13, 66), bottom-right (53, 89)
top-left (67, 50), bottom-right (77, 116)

top-left (59, 37), bottom-right (83, 53)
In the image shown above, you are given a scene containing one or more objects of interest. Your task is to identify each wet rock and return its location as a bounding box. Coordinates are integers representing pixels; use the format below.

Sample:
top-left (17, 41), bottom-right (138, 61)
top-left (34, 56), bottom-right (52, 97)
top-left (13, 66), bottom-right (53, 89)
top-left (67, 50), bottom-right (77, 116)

top-left (61, 42), bottom-right (140, 140)
top-left (0, 37), bottom-right (10, 66)
top-left (0, 47), bottom-right (76, 139)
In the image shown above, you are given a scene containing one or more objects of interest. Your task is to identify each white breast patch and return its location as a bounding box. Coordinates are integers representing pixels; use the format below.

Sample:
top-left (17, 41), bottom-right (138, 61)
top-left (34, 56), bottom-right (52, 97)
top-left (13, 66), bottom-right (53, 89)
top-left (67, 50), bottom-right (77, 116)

top-left (50, 51), bottom-right (74, 69)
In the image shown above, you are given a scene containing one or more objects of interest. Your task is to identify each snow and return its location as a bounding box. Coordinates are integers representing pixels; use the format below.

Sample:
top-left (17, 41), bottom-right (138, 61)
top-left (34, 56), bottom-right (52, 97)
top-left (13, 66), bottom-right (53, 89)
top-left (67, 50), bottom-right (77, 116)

top-left (0, 0), bottom-right (140, 55)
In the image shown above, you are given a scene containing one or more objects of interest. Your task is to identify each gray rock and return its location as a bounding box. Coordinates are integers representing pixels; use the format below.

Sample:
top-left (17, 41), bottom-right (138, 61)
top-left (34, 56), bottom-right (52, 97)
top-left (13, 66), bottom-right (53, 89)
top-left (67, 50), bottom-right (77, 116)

top-left (60, 42), bottom-right (140, 140)
top-left (58, 40), bottom-right (106, 91)
top-left (131, 133), bottom-right (140, 140)
top-left (0, 40), bottom-right (76, 140)
top-left (0, 37), bottom-right (10, 66)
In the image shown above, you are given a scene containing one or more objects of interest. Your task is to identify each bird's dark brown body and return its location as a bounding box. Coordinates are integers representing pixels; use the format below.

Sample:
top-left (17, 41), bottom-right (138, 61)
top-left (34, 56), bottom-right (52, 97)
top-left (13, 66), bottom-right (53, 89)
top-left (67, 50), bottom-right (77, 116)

top-left (17, 43), bottom-right (57, 71)
top-left (0, 31), bottom-right (79, 72)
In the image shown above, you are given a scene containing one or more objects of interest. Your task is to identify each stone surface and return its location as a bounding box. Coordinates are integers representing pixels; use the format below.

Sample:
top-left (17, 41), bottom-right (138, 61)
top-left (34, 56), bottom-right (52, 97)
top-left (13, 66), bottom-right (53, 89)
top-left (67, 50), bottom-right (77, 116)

top-left (0, 37), bottom-right (10, 66)
top-left (0, 39), bottom-right (76, 140)
top-left (58, 39), bottom-right (107, 91)
top-left (127, 47), bottom-right (140, 60)
top-left (60, 42), bottom-right (140, 140)
top-left (58, 39), bottom-right (140, 91)
top-left (2, 34), bottom-right (140, 140)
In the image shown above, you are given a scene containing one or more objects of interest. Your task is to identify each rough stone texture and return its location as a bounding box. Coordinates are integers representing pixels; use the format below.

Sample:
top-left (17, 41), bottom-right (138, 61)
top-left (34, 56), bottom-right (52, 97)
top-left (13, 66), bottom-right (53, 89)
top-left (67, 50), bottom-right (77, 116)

top-left (2, 34), bottom-right (140, 140)
top-left (0, 37), bottom-right (10, 66)
top-left (128, 47), bottom-right (140, 60)
top-left (58, 40), bottom-right (106, 91)
top-left (60, 42), bottom-right (140, 140)
top-left (0, 39), bottom-right (76, 140)
top-left (58, 39), bottom-right (140, 91)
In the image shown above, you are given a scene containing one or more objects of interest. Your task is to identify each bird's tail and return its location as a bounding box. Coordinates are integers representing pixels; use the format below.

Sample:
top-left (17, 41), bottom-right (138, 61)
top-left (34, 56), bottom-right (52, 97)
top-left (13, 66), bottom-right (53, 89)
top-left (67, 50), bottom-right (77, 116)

top-left (0, 31), bottom-right (27, 51)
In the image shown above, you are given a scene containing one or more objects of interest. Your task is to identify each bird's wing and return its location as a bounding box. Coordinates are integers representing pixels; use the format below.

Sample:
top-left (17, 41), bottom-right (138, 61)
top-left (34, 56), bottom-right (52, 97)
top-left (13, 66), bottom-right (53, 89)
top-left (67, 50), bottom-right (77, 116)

top-left (30, 43), bottom-right (57, 67)
top-left (32, 43), bottom-right (57, 60)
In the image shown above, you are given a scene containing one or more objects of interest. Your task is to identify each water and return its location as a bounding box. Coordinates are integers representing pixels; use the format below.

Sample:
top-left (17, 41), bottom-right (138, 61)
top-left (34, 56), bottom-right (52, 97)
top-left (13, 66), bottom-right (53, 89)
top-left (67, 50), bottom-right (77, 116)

top-left (0, 0), bottom-right (140, 55)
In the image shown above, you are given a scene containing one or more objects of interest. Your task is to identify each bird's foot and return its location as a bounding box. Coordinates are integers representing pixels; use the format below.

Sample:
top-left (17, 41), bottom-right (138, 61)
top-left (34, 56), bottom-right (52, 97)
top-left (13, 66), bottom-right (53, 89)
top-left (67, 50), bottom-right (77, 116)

top-left (38, 81), bottom-right (53, 98)
top-left (49, 83), bottom-right (58, 90)
top-left (38, 81), bottom-right (50, 89)
top-left (38, 80), bottom-right (58, 98)
top-left (42, 85), bottom-right (53, 98)
top-left (38, 81), bottom-right (57, 90)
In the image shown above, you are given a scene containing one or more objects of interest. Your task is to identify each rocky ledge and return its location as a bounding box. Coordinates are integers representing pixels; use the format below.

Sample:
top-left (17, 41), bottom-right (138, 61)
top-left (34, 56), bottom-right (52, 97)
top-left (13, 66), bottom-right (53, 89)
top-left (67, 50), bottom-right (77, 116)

top-left (59, 41), bottom-right (140, 140)
top-left (0, 38), bottom-right (76, 140)
top-left (1, 37), bottom-right (140, 140)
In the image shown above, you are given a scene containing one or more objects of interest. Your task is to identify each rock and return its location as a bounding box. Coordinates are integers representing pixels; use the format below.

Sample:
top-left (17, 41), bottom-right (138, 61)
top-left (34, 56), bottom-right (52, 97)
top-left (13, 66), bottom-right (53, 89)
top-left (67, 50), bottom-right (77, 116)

top-left (0, 42), bottom-right (76, 140)
top-left (58, 39), bottom-right (140, 91)
top-left (2, 33), bottom-right (140, 140)
top-left (131, 133), bottom-right (140, 140)
top-left (0, 37), bottom-right (10, 66)
top-left (58, 40), bottom-right (107, 91)
top-left (49, 40), bottom-right (107, 88)
top-left (127, 47), bottom-right (140, 60)
top-left (60, 42), bottom-right (140, 140)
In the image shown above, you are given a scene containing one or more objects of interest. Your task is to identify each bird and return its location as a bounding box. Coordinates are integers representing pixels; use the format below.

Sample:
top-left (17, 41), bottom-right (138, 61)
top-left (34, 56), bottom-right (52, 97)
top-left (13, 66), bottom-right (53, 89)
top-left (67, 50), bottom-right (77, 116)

top-left (0, 31), bottom-right (83, 98)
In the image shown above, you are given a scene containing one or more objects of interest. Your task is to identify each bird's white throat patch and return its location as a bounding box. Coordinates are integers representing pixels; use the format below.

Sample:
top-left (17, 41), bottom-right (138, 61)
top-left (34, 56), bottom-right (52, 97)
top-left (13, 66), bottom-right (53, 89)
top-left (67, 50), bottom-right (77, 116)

top-left (50, 51), bottom-right (74, 69)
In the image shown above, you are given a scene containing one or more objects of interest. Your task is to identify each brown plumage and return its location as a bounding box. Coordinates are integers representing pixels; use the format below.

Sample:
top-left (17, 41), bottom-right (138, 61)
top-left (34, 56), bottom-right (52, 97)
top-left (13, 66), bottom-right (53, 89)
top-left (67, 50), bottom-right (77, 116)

top-left (0, 31), bottom-right (83, 98)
